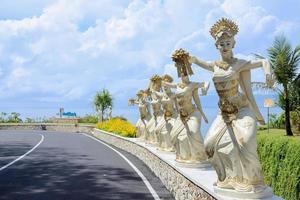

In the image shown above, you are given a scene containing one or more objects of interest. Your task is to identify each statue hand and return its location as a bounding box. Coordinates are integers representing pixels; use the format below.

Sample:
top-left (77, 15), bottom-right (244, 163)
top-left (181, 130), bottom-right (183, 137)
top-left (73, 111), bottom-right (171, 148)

top-left (128, 99), bottom-right (134, 105)
top-left (201, 82), bottom-right (210, 96)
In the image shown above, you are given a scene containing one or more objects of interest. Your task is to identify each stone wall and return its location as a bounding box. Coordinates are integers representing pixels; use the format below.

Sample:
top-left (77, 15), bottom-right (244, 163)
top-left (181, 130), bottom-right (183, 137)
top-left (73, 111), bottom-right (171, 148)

top-left (0, 124), bottom-right (94, 133)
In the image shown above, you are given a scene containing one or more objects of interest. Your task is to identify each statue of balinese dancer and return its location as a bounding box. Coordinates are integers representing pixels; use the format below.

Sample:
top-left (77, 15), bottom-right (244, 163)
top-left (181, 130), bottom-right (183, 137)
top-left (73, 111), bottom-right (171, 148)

top-left (163, 49), bottom-right (210, 167)
top-left (187, 18), bottom-right (274, 198)
top-left (151, 74), bottom-right (178, 152)
top-left (128, 90), bottom-right (151, 140)
top-left (146, 75), bottom-right (164, 145)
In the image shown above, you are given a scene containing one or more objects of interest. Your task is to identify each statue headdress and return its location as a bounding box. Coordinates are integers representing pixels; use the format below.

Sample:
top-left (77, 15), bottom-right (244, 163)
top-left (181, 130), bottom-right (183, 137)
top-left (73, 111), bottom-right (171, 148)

top-left (210, 18), bottom-right (239, 40)
top-left (172, 48), bottom-right (193, 77)
top-left (162, 74), bottom-right (173, 83)
top-left (149, 74), bottom-right (162, 90)
top-left (150, 74), bottom-right (162, 83)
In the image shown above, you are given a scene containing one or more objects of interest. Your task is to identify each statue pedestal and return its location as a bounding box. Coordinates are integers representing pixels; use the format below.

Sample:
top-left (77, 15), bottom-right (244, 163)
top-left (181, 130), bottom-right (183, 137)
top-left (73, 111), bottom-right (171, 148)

top-left (156, 148), bottom-right (175, 154)
top-left (175, 160), bottom-right (211, 168)
top-left (214, 185), bottom-right (273, 200)
top-left (145, 142), bottom-right (157, 147)
top-left (136, 137), bottom-right (145, 142)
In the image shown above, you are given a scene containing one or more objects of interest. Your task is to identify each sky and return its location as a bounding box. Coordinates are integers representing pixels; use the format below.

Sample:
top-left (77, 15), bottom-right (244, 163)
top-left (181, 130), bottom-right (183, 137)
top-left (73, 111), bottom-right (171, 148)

top-left (0, 0), bottom-right (299, 129)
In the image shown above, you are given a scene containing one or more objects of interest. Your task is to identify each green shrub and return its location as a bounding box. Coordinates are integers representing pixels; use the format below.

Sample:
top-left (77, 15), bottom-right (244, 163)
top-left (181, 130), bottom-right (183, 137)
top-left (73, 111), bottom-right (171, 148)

top-left (257, 131), bottom-right (300, 200)
top-left (257, 125), bottom-right (267, 130)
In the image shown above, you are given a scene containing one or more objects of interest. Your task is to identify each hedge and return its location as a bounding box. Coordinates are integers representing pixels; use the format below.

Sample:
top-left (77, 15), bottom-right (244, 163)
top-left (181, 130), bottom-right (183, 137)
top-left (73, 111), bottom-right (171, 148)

top-left (257, 130), bottom-right (300, 200)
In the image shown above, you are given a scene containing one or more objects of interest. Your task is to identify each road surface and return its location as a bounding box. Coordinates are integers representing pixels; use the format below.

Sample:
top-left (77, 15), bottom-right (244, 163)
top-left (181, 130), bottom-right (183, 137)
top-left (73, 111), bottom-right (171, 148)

top-left (0, 130), bottom-right (174, 200)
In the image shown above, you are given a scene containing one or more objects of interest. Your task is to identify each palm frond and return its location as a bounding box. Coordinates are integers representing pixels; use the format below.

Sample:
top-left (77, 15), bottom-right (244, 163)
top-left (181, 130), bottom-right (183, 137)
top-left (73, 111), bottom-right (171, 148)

top-left (267, 36), bottom-right (300, 85)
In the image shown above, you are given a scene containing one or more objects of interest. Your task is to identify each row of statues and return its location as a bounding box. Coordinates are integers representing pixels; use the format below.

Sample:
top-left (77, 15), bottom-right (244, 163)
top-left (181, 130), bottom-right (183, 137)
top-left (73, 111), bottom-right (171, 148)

top-left (129, 18), bottom-right (274, 199)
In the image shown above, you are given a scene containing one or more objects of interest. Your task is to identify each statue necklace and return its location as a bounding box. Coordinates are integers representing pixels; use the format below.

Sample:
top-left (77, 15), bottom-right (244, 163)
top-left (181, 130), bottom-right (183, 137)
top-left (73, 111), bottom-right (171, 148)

top-left (215, 57), bottom-right (237, 70)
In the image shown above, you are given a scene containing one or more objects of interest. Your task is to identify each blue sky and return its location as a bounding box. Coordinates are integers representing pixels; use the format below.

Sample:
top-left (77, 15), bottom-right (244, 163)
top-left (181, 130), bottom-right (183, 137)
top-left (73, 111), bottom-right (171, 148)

top-left (0, 0), bottom-right (298, 127)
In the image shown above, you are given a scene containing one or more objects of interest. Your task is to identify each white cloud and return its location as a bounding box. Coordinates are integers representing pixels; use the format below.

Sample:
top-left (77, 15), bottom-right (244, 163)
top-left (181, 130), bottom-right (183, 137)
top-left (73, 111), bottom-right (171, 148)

top-left (6, 67), bottom-right (31, 90)
top-left (0, 0), bottom-right (297, 122)
top-left (221, 0), bottom-right (297, 37)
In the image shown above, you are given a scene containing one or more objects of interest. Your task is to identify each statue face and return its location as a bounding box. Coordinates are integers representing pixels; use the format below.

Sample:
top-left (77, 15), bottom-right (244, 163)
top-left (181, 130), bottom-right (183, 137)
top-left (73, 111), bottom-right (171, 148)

top-left (216, 35), bottom-right (235, 57)
top-left (153, 81), bottom-right (161, 91)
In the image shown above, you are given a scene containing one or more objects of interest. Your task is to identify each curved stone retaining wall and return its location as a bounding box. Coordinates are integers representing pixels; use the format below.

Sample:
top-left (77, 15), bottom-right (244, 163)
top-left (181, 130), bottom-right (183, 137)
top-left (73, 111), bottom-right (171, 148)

top-left (0, 124), bottom-right (94, 133)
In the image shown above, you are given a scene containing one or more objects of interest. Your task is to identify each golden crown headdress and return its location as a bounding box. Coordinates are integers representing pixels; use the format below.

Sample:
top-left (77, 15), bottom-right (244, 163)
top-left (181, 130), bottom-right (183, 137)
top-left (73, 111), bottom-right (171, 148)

top-left (162, 74), bottom-right (173, 83)
top-left (171, 48), bottom-right (194, 77)
top-left (210, 18), bottom-right (239, 40)
top-left (171, 48), bottom-right (189, 63)
top-left (150, 74), bottom-right (162, 82)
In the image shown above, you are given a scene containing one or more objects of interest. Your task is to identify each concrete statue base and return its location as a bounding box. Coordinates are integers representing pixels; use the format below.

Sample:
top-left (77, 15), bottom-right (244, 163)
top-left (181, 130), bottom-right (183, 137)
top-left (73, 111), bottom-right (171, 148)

top-left (175, 160), bottom-right (211, 168)
top-left (214, 185), bottom-right (273, 200)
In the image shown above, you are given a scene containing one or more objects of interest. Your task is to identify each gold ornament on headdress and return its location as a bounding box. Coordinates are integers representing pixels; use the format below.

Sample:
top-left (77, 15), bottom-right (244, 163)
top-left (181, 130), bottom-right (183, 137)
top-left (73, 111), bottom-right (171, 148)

top-left (149, 74), bottom-right (162, 91)
top-left (150, 74), bottom-right (162, 83)
top-left (210, 18), bottom-right (239, 40)
top-left (162, 74), bottom-right (173, 83)
top-left (172, 48), bottom-right (193, 78)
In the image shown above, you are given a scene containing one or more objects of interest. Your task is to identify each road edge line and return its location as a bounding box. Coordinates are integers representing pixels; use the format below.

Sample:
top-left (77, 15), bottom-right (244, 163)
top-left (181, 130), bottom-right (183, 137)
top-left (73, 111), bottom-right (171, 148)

top-left (0, 134), bottom-right (44, 171)
top-left (81, 133), bottom-right (161, 200)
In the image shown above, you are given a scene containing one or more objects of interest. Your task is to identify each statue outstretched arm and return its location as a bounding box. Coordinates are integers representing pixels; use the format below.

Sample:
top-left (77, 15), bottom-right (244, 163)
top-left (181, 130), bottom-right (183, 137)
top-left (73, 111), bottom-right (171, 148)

top-left (242, 59), bottom-right (275, 88)
top-left (192, 88), bottom-right (208, 123)
top-left (189, 55), bottom-right (214, 72)
top-left (162, 81), bottom-right (177, 88)
top-left (128, 98), bottom-right (139, 105)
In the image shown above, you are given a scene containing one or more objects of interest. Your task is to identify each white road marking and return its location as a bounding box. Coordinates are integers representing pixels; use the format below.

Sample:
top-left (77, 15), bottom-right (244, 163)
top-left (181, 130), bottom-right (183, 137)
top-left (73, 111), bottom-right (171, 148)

top-left (81, 133), bottom-right (161, 200)
top-left (0, 134), bottom-right (44, 171)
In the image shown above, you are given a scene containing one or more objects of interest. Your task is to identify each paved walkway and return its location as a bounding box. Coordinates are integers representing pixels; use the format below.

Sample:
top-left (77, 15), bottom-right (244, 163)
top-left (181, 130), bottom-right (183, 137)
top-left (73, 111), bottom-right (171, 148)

top-left (0, 130), bottom-right (174, 200)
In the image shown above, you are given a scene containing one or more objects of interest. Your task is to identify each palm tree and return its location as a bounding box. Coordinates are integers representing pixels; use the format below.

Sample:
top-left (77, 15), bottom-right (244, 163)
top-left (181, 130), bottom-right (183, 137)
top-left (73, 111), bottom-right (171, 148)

top-left (93, 89), bottom-right (113, 122)
top-left (267, 36), bottom-right (300, 136)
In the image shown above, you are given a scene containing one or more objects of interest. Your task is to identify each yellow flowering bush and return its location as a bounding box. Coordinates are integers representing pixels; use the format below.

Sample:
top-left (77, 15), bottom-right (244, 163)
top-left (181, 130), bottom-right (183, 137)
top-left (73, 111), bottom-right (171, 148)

top-left (96, 118), bottom-right (136, 137)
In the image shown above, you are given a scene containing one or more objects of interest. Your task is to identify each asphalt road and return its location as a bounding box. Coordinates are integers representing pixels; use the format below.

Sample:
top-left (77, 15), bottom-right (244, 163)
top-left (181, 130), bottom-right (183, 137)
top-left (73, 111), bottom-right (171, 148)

top-left (0, 130), bottom-right (174, 200)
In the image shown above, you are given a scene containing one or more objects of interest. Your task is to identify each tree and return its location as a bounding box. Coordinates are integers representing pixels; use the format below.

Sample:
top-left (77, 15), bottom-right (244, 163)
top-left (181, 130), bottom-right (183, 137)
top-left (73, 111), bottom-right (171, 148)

top-left (7, 112), bottom-right (22, 123)
top-left (93, 89), bottom-right (113, 122)
top-left (277, 76), bottom-right (300, 111)
top-left (0, 112), bottom-right (7, 123)
top-left (25, 118), bottom-right (34, 123)
top-left (267, 36), bottom-right (300, 136)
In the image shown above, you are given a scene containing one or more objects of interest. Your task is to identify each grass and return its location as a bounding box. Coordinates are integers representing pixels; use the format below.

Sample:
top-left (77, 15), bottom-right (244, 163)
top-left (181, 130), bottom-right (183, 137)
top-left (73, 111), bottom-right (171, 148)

top-left (258, 128), bottom-right (300, 141)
